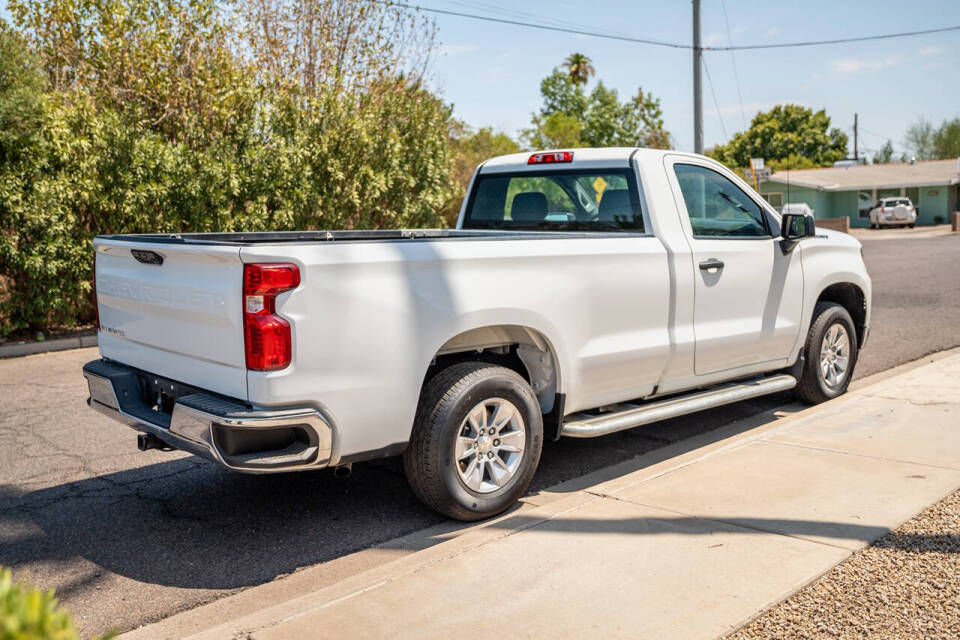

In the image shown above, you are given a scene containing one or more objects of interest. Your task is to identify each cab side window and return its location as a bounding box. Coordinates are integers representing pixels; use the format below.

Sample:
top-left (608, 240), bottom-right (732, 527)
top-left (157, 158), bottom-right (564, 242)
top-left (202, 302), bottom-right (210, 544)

top-left (674, 164), bottom-right (769, 238)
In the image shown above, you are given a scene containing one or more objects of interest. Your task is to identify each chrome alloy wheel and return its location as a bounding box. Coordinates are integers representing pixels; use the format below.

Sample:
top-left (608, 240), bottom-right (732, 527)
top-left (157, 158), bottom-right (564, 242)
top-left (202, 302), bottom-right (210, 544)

top-left (454, 398), bottom-right (526, 494)
top-left (819, 324), bottom-right (850, 387)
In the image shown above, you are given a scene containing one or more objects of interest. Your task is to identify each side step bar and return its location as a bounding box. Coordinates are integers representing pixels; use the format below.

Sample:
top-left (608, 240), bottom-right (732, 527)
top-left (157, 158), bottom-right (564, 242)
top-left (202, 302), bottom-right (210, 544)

top-left (560, 374), bottom-right (797, 438)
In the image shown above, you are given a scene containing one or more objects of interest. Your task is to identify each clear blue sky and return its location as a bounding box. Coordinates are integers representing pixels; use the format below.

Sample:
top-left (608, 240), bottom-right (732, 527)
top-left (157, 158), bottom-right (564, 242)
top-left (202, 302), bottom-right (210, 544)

top-left (3, 0), bottom-right (957, 156)
top-left (422, 0), bottom-right (960, 155)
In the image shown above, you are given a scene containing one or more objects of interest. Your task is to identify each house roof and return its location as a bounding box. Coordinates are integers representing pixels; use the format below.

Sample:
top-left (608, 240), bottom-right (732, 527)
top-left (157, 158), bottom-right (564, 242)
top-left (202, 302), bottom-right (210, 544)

top-left (764, 158), bottom-right (960, 191)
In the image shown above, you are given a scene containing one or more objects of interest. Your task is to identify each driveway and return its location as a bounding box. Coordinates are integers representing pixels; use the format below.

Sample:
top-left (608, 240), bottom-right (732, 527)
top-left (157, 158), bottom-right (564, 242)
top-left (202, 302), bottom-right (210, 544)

top-left (849, 223), bottom-right (955, 241)
top-left (1, 232), bottom-right (958, 636)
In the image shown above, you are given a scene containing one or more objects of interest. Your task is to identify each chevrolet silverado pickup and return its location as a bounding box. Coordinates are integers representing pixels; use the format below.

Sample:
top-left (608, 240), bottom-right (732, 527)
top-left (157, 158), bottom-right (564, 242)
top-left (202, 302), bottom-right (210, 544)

top-left (83, 148), bottom-right (872, 520)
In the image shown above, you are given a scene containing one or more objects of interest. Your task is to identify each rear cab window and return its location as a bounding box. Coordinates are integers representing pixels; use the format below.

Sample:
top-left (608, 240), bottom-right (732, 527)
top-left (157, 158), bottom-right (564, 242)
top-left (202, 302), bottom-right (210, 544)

top-left (461, 169), bottom-right (645, 232)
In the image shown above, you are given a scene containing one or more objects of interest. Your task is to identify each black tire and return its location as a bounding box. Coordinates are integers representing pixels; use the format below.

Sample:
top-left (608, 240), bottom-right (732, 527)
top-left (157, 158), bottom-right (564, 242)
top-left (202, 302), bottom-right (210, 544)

top-left (403, 362), bottom-right (543, 521)
top-left (908, 223), bottom-right (915, 229)
top-left (794, 302), bottom-right (859, 404)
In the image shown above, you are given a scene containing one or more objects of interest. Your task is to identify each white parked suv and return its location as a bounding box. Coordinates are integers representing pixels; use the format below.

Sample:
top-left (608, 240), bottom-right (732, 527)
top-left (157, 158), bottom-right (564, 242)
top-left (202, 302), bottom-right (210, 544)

top-left (868, 197), bottom-right (917, 228)
top-left (83, 148), bottom-right (872, 520)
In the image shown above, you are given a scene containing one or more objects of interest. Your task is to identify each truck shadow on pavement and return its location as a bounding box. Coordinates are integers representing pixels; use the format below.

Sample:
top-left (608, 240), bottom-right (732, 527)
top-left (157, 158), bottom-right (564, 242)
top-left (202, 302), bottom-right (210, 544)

top-left (474, 511), bottom-right (939, 550)
top-left (0, 457), bottom-right (444, 592)
top-left (7, 455), bottom-right (953, 605)
top-left (9, 390), bottom-right (943, 599)
top-left (0, 393), bottom-right (802, 592)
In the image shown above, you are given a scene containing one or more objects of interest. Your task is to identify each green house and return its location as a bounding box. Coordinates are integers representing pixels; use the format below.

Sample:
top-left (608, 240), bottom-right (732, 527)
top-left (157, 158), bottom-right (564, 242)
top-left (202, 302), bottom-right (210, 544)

top-left (757, 158), bottom-right (960, 227)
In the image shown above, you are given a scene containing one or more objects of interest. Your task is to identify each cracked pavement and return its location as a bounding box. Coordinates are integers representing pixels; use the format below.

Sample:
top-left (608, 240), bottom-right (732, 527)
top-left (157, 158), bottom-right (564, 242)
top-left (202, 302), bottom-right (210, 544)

top-left (1, 232), bottom-right (958, 636)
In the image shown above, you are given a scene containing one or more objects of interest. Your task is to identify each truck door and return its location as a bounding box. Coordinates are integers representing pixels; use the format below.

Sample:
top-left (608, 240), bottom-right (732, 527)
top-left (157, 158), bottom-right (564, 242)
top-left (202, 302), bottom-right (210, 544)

top-left (664, 157), bottom-right (803, 376)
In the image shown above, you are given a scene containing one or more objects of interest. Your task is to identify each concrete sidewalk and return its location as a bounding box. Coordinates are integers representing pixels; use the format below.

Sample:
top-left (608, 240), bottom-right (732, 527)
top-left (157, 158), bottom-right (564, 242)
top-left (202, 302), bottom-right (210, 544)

top-left (127, 352), bottom-right (960, 640)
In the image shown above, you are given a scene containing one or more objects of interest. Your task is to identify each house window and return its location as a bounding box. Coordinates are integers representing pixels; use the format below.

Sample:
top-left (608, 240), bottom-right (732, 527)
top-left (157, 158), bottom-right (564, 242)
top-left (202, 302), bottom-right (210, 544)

top-left (760, 192), bottom-right (783, 208)
top-left (857, 191), bottom-right (874, 218)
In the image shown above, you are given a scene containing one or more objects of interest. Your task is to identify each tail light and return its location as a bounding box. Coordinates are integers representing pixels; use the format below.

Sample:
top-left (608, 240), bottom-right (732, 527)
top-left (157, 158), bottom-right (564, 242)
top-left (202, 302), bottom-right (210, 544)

top-left (243, 263), bottom-right (300, 371)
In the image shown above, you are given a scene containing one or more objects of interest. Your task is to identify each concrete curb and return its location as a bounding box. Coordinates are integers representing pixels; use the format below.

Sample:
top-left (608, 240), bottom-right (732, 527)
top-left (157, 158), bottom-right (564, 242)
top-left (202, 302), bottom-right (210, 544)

top-left (0, 334), bottom-right (97, 358)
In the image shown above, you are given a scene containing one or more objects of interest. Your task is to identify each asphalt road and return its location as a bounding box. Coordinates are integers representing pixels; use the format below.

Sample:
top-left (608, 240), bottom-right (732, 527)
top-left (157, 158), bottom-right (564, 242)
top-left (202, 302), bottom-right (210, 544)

top-left (1, 231), bottom-right (958, 636)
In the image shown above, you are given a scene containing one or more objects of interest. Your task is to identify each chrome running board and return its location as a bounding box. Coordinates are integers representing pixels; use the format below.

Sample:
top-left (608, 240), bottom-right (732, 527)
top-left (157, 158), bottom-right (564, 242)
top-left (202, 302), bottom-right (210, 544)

top-left (560, 374), bottom-right (797, 438)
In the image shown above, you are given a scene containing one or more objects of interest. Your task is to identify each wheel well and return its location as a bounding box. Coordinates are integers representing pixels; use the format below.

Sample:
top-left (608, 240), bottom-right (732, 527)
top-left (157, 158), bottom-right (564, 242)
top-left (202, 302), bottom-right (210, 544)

top-left (424, 325), bottom-right (559, 413)
top-left (816, 283), bottom-right (867, 346)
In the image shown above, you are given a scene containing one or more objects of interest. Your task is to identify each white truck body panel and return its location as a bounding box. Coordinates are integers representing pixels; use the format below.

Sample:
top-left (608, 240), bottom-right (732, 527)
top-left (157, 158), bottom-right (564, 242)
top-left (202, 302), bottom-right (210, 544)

top-left (240, 236), bottom-right (672, 460)
top-left (661, 154), bottom-right (804, 375)
top-left (90, 148), bottom-right (872, 467)
top-left (95, 240), bottom-right (248, 399)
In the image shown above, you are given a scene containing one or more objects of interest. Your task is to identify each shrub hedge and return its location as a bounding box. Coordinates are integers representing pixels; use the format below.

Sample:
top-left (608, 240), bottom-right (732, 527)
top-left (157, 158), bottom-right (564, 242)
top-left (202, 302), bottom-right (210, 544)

top-left (0, 1), bottom-right (457, 334)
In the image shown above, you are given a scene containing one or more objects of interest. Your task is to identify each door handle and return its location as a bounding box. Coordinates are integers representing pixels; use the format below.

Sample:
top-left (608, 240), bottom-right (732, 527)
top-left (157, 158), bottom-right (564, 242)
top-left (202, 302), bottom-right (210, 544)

top-left (699, 258), bottom-right (725, 271)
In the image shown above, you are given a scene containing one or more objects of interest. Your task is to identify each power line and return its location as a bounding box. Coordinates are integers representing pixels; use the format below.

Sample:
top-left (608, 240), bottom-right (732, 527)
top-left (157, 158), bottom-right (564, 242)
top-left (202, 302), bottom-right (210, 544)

top-left (380, 0), bottom-right (690, 49)
top-left (380, 1), bottom-right (960, 52)
top-left (702, 56), bottom-right (728, 141)
top-left (860, 126), bottom-right (894, 142)
top-left (720, 0), bottom-right (747, 130)
top-left (439, 0), bottom-right (640, 41)
top-left (708, 25), bottom-right (960, 51)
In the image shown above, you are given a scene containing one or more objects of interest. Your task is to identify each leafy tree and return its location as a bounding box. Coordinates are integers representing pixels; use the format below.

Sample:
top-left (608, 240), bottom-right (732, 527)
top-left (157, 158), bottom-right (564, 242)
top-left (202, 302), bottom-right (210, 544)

top-left (524, 112), bottom-right (584, 149)
top-left (904, 118), bottom-right (935, 159)
top-left (8, 0), bottom-right (257, 144)
top-left (767, 154), bottom-right (819, 171)
top-left (873, 140), bottom-right (895, 164)
top-left (441, 124), bottom-right (519, 223)
top-left (538, 68), bottom-right (589, 121)
top-left (903, 116), bottom-right (960, 160)
top-left (236, 0), bottom-right (436, 95)
top-left (523, 64), bottom-right (670, 149)
top-left (932, 118), bottom-right (960, 158)
top-left (563, 53), bottom-right (595, 87)
top-left (710, 104), bottom-right (848, 169)
top-left (0, 0), bottom-right (458, 334)
top-left (0, 21), bottom-right (44, 164)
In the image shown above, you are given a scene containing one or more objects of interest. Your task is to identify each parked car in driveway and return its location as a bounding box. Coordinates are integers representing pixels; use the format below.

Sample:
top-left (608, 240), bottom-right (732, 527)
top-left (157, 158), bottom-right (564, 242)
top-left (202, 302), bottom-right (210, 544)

top-left (869, 197), bottom-right (917, 228)
top-left (781, 203), bottom-right (815, 217)
top-left (82, 148), bottom-right (872, 520)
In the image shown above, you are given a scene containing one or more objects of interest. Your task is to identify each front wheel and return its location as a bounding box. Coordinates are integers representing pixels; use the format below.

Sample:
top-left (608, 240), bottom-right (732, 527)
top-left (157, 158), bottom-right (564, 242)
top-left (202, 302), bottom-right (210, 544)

top-left (403, 362), bottom-right (543, 521)
top-left (794, 302), bottom-right (859, 404)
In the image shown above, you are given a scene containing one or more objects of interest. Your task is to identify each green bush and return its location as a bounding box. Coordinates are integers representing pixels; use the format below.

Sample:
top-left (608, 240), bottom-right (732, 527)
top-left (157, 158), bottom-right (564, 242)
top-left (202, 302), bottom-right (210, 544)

top-left (0, 1), bottom-right (457, 334)
top-left (0, 567), bottom-right (78, 640)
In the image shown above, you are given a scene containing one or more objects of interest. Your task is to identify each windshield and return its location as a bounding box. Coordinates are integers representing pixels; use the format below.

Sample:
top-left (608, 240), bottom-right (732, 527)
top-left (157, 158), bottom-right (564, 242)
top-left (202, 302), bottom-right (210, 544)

top-left (462, 169), bottom-right (645, 232)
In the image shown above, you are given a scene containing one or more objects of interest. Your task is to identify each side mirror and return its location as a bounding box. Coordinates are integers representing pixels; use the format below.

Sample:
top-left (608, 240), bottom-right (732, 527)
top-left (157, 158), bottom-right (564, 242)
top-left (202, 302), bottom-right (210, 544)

top-left (780, 213), bottom-right (815, 252)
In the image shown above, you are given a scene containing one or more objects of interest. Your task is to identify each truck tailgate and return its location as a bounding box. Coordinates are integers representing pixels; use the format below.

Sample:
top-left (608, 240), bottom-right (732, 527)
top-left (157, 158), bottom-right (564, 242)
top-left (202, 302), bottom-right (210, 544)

top-left (94, 238), bottom-right (248, 400)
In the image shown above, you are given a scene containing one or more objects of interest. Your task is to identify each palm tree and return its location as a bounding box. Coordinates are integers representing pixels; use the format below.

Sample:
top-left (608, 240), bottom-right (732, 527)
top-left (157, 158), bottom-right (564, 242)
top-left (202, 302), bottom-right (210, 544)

top-left (564, 53), bottom-right (595, 87)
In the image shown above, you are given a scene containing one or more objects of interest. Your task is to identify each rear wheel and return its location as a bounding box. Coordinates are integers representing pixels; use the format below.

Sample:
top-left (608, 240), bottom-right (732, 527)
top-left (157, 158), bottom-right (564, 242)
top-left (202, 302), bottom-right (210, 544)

top-left (794, 302), bottom-right (859, 404)
top-left (404, 362), bottom-right (543, 521)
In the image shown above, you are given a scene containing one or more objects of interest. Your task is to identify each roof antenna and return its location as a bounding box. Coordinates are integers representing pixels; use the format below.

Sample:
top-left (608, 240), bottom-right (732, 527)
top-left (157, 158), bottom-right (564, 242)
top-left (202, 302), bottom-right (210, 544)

top-left (786, 159), bottom-right (790, 209)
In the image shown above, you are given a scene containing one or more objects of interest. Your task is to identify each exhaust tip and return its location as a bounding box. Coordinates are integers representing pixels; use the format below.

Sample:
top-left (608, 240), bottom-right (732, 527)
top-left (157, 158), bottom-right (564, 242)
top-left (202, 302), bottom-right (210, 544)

top-left (333, 463), bottom-right (353, 479)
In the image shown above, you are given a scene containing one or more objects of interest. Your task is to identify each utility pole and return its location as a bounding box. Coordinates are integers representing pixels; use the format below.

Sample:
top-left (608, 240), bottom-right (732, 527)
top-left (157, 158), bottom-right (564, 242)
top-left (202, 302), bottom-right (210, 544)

top-left (853, 113), bottom-right (858, 161)
top-left (692, 0), bottom-right (703, 154)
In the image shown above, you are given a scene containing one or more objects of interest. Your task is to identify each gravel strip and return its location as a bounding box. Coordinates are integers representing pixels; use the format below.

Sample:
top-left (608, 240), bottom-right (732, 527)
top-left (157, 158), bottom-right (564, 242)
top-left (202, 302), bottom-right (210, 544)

top-left (730, 488), bottom-right (960, 639)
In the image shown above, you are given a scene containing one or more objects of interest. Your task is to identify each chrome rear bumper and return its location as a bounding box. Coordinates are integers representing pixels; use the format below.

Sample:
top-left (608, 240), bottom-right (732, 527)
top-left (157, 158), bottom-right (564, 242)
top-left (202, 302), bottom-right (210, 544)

top-left (83, 359), bottom-right (333, 473)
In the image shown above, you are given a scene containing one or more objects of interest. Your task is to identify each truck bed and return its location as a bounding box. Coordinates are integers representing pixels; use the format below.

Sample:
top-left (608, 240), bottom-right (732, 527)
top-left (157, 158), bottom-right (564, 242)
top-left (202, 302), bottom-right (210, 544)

top-left (95, 229), bottom-right (638, 246)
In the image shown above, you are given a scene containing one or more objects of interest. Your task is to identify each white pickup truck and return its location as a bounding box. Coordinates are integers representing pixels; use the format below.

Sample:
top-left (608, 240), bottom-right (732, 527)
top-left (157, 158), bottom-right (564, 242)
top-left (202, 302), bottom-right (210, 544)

top-left (84, 148), bottom-right (871, 520)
